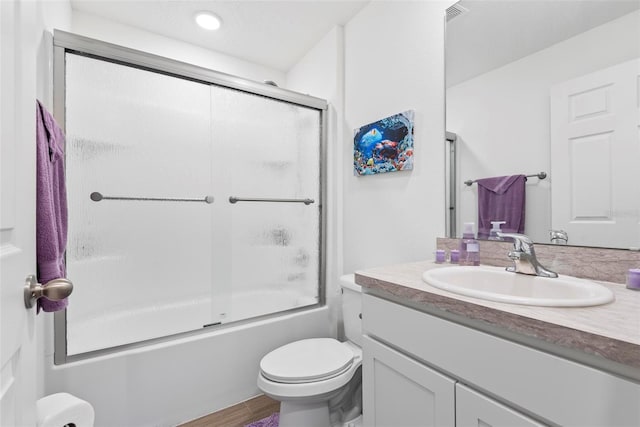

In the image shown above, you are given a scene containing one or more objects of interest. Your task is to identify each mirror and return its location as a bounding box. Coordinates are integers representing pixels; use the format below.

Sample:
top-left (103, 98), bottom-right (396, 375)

top-left (445, 0), bottom-right (640, 249)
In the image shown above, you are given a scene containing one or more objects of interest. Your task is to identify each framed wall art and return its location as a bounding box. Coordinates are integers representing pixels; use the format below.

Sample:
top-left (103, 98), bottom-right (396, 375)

top-left (353, 110), bottom-right (414, 176)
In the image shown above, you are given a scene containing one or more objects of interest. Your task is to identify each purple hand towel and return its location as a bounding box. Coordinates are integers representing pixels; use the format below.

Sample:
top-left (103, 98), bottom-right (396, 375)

top-left (36, 100), bottom-right (68, 313)
top-left (476, 175), bottom-right (526, 239)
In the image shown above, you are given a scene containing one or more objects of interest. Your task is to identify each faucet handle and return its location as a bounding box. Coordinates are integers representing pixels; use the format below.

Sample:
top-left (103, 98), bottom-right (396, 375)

top-left (496, 232), bottom-right (533, 251)
top-left (549, 229), bottom-right (568, 244)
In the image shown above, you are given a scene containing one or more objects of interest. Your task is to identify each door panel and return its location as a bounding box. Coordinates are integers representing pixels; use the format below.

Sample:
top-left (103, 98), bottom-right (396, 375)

top-left (210, 86), bottom-right (321, 322)
top-left (64, 53), bottom-right (215, 355)
top-left (550, 59), bottom-right (640, 248)
top-left (363, 336), bottom-right (455, 427)
top-left (1, 0), bottom-right (38, 425)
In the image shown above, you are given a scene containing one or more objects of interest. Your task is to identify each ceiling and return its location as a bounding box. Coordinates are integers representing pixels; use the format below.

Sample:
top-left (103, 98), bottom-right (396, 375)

top-left (446, 0), bottom-right (640, 86)
top-left (70, 0), bottom-right (369, 72)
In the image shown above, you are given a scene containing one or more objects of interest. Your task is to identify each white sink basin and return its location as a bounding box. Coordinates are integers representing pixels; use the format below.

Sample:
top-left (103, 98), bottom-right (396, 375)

top-left (422, 266), bottom-right (614, 307)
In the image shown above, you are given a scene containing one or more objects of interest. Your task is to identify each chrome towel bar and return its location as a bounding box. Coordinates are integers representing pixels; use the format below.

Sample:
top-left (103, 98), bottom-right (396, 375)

top-left (229, 196), bottom-right (315, 205)
top-left (464, 172), bottom-right (547, 186)
top-left (90, 192), bottom-right (214, 204)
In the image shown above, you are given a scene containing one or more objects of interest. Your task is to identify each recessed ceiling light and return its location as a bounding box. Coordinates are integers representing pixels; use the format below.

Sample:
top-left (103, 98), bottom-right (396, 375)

top-left (195, 11), bottom-right (222, 31)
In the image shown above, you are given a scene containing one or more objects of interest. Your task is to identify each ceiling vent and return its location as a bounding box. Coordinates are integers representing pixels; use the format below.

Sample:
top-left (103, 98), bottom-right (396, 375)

top-left (446, 3), bottom-right (469, 22)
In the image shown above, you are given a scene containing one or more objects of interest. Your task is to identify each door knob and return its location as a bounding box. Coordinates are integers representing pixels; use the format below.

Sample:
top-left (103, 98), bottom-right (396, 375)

top-left (24, 275), bottom-right (73, 309)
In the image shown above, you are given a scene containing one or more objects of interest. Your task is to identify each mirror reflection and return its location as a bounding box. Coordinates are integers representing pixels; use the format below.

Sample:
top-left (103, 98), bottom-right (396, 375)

top-left (445, 0), bottom-right (640, 249)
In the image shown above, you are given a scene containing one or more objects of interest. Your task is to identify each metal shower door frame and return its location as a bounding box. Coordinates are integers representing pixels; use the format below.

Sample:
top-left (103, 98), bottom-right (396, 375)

top-left (52, 30), bottom-right (328, 364)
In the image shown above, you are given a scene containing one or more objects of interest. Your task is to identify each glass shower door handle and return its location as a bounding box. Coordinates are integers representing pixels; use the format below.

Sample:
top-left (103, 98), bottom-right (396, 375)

top-left (90, 192), bottom-right (214, 204)
top-left (24, 275), bottom-right (73, 309)
top-left (228, 196), bottom-right (315, 205)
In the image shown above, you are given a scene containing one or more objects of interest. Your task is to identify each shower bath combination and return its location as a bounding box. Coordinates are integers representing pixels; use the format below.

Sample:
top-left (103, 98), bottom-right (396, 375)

top-left (46, 30), bottom-right (330, 426)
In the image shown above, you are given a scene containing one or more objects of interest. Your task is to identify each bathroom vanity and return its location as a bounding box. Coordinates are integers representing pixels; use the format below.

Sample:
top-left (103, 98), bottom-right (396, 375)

top-left (356, 261), bottom-right (640, 426)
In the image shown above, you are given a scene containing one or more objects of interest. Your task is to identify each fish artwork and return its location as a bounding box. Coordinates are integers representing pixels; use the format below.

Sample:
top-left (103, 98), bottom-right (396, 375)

top-left (357, 128), bottom-right (383, 159)
top-left (374, 140), bottom-right (398, 160)
top-left (353, 110), bottom-right (414, 176)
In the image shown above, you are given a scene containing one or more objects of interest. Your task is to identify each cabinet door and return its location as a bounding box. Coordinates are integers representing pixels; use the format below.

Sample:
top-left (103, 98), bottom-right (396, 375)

top-left (456, 384), bottom-right (544, 427)
top-left (363, 336), bottom-right (456, 427)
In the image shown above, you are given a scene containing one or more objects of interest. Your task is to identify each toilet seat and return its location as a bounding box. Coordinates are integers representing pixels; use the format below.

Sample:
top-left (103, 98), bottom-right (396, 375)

top-left (260, 338), bottom-right (354, 384)
top-left (258, 340), bottom-right (362, 401)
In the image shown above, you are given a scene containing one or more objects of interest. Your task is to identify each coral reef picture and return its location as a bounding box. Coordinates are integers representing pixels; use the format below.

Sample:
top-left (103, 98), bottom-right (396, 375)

top-left (353, 110), bottom-right (414, 176)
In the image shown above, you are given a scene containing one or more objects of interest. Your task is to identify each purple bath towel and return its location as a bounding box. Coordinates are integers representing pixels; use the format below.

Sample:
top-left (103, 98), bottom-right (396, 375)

top-left (36, 100), bottom-right (68, 313)
top-left (245, 412), bottom-right (279, 427)
top-left (476, 175), bottom-right (526, 239)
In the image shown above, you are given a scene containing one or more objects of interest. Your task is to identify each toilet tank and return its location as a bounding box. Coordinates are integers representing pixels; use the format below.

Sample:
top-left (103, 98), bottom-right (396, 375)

top-left (340, 274), bottom-right (363, 347)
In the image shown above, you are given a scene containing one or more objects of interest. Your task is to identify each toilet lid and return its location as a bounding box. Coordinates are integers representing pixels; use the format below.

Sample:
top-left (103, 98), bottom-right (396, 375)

top-left (260, 338), bottom-right (354, 384)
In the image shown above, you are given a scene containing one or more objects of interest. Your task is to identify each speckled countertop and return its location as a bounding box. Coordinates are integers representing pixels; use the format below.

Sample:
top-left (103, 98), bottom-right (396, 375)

top-left (355, 260), bottom-right (640, 372)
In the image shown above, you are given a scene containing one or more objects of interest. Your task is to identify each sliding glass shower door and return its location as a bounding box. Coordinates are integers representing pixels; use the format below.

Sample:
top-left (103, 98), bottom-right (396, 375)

top-left (62, 47), bottom-right (323, 358)
top-left (210, 87), bottom-right (320, 323)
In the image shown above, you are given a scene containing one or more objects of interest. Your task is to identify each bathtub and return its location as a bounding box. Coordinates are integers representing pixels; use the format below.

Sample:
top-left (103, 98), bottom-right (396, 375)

top-left (44, 304), bottom-right (330, 426)
top-left (66, 289), bottom-right (319, 356)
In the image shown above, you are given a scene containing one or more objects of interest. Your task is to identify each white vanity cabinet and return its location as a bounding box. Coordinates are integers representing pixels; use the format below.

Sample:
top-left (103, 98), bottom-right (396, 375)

top-left (363, 335), bottom-right (541, 427)
top-left (362, 335), bottom-right (455, 426)
top-left (362, 336), bottom-right (543, 427)
top-left (362, 293), bottom-right (640, 427)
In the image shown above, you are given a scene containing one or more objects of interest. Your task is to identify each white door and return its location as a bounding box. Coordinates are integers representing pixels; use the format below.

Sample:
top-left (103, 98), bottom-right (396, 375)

top-left (550, 59), bottom-right (640, 248)
top-left (1, 0), bottom-right (38, 425)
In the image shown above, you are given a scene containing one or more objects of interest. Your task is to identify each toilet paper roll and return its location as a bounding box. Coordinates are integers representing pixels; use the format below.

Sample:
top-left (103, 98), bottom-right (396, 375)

top-left (37, 392), bottom-right (95, 427)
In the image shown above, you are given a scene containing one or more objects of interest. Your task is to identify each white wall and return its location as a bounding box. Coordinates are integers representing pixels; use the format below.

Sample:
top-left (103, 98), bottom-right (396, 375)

top-left (448, 10), bottom-right (640, 243)
top-left (70, 10), bottom-right (286, 85)
top-left (286, 26), bottom-right (344, 338)
top-left (343, 1), bottom-right (452, 273)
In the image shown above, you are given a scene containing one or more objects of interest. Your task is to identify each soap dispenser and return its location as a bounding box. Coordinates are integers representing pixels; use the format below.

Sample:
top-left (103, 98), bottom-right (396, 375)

top-left (488, 221), bottom-right (506, 240)
top-left (459, 222), bottom-right (480, 266)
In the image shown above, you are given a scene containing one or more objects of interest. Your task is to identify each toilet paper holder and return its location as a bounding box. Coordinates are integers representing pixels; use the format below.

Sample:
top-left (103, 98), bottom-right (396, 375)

top-left (24, 275), bottom-right (73, 309)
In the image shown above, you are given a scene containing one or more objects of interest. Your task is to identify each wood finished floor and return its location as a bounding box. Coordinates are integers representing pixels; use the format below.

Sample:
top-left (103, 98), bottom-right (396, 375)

top-left (179, 395), bottom-right (280, 427)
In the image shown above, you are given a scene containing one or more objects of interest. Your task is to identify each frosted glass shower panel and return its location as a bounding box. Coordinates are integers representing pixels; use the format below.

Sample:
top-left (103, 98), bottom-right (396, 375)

top-left (211, 86), bottom-right (320, 199)
top-left (65, 54), bottom-right (214, 355)
top-left (211, 86), bottom-right (321, 321)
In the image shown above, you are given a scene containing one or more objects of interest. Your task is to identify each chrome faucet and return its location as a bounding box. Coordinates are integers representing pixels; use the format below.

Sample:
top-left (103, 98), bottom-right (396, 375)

top-left (497, 232), bottom-right (558, 278)
top-left (549, 229), bottom-right (568, 245)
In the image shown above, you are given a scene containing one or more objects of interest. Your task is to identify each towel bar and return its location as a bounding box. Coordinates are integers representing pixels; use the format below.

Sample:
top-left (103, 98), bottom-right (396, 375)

top-left (90, 192), bottom-right (214, 204)
top-left (464, 172), bottom-right (547, 187)
top-left (228, 196), bottom-right (315, 205)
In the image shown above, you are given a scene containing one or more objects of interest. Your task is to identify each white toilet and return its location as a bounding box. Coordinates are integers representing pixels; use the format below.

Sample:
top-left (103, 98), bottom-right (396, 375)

top-left (257, 274), bottom-right (363, 427)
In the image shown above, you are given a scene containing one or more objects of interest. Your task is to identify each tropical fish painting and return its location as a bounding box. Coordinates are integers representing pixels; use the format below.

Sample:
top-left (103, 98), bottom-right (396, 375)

top-left (353, 110), bottom-right (414, 176)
